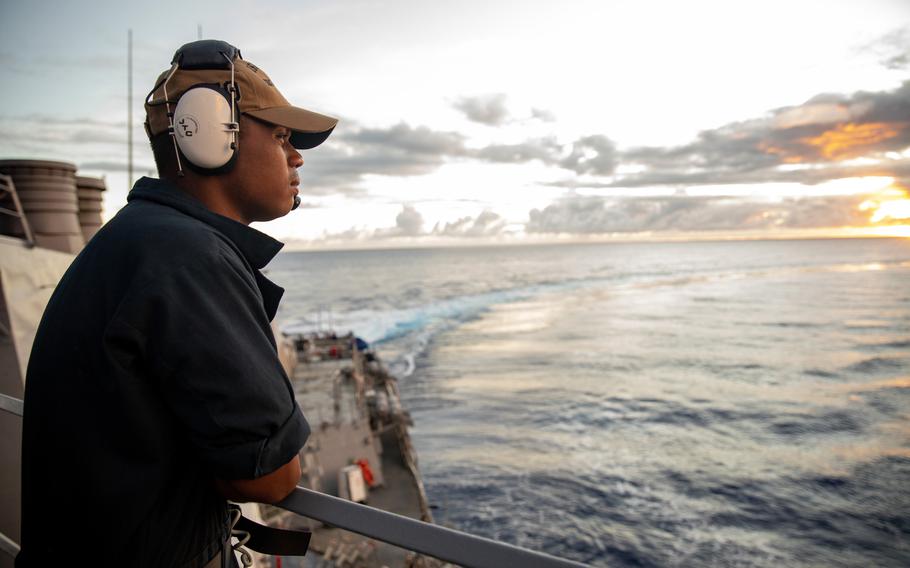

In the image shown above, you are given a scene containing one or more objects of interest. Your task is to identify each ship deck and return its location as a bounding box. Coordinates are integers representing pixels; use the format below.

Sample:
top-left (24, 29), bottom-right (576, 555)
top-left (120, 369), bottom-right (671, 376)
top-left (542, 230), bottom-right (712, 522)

top-left (273, 348), bottom-right (436, 567)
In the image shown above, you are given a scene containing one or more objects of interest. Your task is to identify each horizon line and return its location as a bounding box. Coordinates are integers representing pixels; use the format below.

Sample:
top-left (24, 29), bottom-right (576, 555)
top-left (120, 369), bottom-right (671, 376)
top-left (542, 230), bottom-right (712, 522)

top-left (276, 229), bottom-right (910, 254)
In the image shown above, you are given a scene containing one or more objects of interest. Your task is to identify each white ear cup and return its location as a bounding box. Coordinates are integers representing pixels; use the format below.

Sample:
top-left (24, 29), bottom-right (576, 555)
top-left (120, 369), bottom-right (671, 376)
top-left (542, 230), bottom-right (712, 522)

top-left (173, 86), bottom-right (236, 169)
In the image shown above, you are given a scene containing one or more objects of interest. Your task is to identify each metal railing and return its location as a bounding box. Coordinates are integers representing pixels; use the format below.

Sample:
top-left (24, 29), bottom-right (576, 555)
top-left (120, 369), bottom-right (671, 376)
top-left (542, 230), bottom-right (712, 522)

top-left (0, 393), bottom-right (23, 417)
top-left (0, 393), bottom-right (589, 567)
top-left (0, 530), bottom-right (18, 559)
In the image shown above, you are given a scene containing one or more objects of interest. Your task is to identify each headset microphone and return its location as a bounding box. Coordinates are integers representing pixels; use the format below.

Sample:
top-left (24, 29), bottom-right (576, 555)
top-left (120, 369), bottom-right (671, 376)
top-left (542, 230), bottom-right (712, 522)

top-left (292, 195), bottom-right (301, 210)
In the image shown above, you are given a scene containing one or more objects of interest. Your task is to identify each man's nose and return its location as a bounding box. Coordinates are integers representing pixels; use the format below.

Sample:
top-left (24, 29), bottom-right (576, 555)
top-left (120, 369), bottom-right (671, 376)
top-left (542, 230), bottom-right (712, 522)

top-left (288, 146), bottom-right (304, 169)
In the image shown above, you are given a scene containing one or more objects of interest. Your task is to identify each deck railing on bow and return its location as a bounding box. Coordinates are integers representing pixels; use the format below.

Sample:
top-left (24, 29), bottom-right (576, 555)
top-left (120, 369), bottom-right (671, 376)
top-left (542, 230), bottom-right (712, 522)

top-left (0, 393), bottom-right (588, 567)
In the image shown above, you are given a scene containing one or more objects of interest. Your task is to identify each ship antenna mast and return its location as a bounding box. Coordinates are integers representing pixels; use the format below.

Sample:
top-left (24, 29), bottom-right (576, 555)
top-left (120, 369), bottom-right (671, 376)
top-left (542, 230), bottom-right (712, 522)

top-left (127, 29), bottom-right (133, 192)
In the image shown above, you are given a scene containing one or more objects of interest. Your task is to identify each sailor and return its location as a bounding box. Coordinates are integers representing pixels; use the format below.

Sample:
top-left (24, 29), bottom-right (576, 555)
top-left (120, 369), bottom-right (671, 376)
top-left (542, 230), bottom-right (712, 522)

top-left (18, 40), bottom-right (336, 567)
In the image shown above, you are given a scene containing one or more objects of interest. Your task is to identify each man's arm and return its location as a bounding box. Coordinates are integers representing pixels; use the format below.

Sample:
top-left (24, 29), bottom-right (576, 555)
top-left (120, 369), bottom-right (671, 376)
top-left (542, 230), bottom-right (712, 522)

top-left (214, 454), bottom-right (302, 504)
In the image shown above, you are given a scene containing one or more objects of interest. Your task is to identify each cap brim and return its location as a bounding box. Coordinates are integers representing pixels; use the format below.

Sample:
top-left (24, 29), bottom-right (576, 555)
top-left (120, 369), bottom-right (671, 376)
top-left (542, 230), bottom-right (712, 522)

top-left (245, 106), bottom-right (338, 149)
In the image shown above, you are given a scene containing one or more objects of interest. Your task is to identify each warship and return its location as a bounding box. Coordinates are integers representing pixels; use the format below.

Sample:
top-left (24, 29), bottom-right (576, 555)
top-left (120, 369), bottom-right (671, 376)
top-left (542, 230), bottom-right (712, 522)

top-left (0, 160), bottom-right (587, 568)
top-left (261, 327), bottom-right (443, 568)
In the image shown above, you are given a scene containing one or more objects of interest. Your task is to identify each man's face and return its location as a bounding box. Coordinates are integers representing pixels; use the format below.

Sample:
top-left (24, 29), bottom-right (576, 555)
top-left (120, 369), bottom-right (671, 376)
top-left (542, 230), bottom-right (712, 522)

top-left (224, 115), bottom-right (303, 224)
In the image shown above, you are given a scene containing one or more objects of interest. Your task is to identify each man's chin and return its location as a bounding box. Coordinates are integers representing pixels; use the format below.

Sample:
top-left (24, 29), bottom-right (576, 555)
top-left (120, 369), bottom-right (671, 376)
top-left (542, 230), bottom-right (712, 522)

top-left (250, 208), bottom-right (291, 224)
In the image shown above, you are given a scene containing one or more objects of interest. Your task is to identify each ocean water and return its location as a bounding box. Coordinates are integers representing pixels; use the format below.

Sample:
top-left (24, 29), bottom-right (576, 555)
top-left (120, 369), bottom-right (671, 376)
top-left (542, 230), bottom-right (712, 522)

top-left (266, 238), bottom-right (910, 567)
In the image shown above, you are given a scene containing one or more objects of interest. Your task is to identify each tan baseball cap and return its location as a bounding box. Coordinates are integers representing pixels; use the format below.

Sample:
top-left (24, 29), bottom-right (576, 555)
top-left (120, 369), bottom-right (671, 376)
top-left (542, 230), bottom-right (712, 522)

top-left (144, 40), bottom-right (337, 149)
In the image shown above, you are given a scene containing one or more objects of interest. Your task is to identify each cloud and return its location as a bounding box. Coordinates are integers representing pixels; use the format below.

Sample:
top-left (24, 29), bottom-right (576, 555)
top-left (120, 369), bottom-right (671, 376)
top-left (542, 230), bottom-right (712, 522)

top-left (473, 134), bottom-right (618, 176)
top-left (431, 210), bottom-right (507, 237)
top-left (302, 207), bottom-right (511, 246)
top-left (559, 135), bottom-right (618, 176)
top-left (453, 93), bottom-right (510, 126)
top-left (394, 205), bottom-right (424, 236)
top-left (549, 158), bottom-right (910, 191)
top-left (317, 226), bottom-right (376, 242)
top-left (315, 205), bottom-right (426, 241)
top-left (3, 52), bottom-right (122, 76)
top-left (79, 160), bottom-right (156, 173)
top-left (530, 107), bottom-right (556, 122)
top-left (320, 81), bottom-right (909, 195)
top-left (546, 80), bottom-right (910, 190)
top-left (453, 95), bottom-right (558, 126)
top-left (301, 120), bottom-right (613, 194)
top-left (297, 121), bottom-right (468, 196)
top-left (526, 193), bottom-right (874, 234)
top-left (474, 137), bottom-right (561, 164)
top-left (7, 114), bottom-right (128, 128)
top-left (346, 121), bottom-right (467, 156)
top-left (857, 26), bottom-right (910, 70)
top-left (0, 115), bottom-right (127, 145)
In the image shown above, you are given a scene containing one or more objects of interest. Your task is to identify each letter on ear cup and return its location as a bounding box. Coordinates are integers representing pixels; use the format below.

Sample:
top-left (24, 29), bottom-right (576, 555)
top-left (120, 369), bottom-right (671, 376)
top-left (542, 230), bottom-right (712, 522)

top-left (173, 86), bottom-right (236, 169)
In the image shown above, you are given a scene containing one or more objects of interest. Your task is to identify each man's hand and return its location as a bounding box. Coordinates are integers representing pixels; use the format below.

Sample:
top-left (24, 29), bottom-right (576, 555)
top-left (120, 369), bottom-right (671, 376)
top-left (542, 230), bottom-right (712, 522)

top-left (214, 454), bottom-right (301, 504)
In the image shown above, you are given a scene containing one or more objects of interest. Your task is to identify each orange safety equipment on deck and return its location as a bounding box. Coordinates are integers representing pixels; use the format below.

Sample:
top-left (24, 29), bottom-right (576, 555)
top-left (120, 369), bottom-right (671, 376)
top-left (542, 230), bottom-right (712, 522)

top-left (356, 458), bottom-right (376, 487)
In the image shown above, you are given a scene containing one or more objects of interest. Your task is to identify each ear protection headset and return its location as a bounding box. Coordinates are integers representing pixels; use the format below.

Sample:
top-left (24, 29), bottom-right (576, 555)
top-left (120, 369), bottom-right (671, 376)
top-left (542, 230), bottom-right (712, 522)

top-left (146, 40), bottom-right (241, 176)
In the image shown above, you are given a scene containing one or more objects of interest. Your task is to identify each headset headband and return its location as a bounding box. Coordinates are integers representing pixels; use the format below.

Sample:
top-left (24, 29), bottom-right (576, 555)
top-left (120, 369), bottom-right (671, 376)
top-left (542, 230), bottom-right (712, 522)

top-left (172, 40), bottom-right (241, 69)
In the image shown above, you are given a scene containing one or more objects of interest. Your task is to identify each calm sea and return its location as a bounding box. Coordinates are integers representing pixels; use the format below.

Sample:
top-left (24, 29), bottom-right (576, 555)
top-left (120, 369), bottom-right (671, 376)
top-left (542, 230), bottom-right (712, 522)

top-left (266, 238), bottom-right (910, 567)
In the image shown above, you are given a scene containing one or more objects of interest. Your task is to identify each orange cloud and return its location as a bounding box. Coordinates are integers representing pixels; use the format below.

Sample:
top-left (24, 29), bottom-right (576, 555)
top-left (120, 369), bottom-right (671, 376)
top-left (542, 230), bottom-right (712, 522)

top-left (800, 122), bottom-right (903, 160)
top-left (757, 142), bottom-right (804, 163)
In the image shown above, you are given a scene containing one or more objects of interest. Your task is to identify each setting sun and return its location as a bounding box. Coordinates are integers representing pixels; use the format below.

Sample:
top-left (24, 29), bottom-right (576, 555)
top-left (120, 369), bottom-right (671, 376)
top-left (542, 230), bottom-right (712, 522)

top-left (869, 198), bottom-right (910, 223)
top-left (858, 183), bottom-right (910, 236)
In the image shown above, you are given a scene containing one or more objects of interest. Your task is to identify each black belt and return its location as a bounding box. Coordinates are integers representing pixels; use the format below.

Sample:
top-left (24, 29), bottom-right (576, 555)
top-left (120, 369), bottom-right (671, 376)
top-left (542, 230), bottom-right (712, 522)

top-left (233, 514), bottom-right (311, 555)
top-left (222, 506), bottom-right (311, 567)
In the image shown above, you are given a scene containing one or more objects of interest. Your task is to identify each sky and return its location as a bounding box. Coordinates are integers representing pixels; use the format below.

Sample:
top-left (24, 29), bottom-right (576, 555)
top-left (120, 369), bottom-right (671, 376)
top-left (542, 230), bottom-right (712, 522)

top-left (1, 0), bottom-right (909, 249)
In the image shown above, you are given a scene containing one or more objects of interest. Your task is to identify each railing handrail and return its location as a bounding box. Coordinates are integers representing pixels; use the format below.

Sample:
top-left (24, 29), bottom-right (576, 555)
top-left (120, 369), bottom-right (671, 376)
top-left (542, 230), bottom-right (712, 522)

top-left (278, 487), bottom-right (588, 568)
top-left (0, 392), bottom-right (23, 417)
top-left (0, 394), bottom-right (591, 567)
top-left (0, 530), bottom-right (19, 559)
